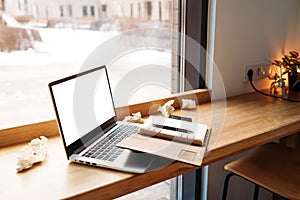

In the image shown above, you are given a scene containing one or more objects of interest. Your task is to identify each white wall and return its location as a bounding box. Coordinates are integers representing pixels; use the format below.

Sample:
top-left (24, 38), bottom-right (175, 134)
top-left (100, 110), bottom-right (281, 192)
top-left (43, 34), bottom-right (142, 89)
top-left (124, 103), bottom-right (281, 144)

top-left (213, 0), bottom-right (300, 98)
top-left (207, 0), bottom-right (300, 199)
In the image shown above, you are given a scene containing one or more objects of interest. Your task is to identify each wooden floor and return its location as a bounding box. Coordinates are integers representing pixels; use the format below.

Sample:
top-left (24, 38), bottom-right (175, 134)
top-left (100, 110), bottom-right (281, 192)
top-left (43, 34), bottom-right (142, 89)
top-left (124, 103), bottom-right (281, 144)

top-left (116, 180), bottom-right (171, 200)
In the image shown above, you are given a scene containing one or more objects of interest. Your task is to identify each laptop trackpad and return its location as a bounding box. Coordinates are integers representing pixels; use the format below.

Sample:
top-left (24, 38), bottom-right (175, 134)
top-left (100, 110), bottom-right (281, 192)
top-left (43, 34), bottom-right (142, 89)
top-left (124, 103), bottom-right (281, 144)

top-left (124, 151), bottom-right (173, 172)
top-left (124, 151), bottom-right (155, 169)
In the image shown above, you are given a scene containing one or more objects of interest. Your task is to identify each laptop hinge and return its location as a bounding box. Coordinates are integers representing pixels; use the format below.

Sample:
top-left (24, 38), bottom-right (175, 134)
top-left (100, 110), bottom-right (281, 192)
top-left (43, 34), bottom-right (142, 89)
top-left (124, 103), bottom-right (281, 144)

top-left (74, 145), bottom-right (85, 154)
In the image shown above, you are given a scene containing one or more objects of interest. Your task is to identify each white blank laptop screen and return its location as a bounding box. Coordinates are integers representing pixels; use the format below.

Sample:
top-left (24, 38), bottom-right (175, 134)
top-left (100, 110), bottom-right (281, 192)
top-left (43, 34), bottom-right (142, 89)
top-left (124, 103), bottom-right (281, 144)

top-left (51, 68), bottom-right (115, 146)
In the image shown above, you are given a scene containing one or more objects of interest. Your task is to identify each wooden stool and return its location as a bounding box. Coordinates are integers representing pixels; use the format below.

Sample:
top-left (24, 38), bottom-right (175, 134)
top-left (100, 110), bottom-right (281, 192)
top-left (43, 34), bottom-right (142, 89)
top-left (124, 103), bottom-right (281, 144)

top-left (222, 142), bottom-right (300, 200)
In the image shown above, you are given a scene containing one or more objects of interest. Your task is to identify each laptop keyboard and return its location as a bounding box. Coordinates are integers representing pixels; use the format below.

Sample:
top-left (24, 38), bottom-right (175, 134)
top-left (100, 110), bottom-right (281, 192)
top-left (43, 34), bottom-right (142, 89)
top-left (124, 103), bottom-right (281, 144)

top-left (82, 124), bottom-right (139, 162)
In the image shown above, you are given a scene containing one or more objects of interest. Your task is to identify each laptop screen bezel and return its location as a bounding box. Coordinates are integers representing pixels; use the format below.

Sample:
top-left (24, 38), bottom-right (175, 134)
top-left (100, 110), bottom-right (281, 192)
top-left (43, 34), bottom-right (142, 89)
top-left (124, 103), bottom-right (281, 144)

top-left (48, 65), bottom-right (117, 158)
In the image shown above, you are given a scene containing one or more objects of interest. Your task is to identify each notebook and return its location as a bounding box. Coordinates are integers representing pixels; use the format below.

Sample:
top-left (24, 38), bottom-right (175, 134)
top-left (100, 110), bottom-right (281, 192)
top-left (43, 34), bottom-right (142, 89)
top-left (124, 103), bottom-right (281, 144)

top-left (49, 66), bottom-right (171, 173)
top-left (117, 116), bottom-right (211, 166)
top-left (138, 116), bottom-right (209, 146)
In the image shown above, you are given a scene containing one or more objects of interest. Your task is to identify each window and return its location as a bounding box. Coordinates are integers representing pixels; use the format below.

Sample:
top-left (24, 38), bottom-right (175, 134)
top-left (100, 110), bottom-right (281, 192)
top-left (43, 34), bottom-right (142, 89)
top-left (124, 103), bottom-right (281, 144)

top-left (146, 1), bottom-right (152, 19)
top-left (18, 0), bottom-right (21, 11)
top-left (159, 1), bottom-right (162, 21)
top-left (138, 3), bottom-right (141, 18)
top-left (102, 4), bottom-right (107, 12)
top-left (90, 6), bottom-right (95, 17)
top-left (68, 5), bottom-right (72, 17)
top-left (60, 5), bottom-right (64, 17)
top-left (82, 6), bottom-right (88, 16)
top-left (101, 4), bottom-right (107, 18)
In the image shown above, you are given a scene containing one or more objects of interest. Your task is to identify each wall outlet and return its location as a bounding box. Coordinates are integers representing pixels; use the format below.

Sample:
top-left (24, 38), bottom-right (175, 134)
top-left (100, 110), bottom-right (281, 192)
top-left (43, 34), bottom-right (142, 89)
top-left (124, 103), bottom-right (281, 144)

top-left (244, 63), bottom-right (271, 81)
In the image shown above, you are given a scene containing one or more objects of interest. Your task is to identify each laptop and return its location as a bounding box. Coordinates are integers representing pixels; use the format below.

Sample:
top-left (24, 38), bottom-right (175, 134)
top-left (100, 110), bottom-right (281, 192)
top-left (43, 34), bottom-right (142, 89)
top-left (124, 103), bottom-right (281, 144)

top-left (49, 65), bottom-right (171, 173)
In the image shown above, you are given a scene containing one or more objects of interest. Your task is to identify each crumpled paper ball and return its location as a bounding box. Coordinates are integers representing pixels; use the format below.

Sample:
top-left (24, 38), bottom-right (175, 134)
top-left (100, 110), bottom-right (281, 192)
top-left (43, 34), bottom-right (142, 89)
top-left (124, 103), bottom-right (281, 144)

top-left (124, 112), bottom-right (145, 124)
top-left (158, 100), bottom-right (175, 118)
top-left (16, 136), bottom-right (48, 172)
top-left (181, 99), bottom-right (196, 109)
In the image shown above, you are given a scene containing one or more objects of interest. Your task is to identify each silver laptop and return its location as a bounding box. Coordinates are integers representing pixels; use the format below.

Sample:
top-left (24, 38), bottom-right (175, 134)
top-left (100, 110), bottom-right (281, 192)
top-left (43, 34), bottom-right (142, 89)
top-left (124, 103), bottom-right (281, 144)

top-left (49, 66), bottom-right (170, 173)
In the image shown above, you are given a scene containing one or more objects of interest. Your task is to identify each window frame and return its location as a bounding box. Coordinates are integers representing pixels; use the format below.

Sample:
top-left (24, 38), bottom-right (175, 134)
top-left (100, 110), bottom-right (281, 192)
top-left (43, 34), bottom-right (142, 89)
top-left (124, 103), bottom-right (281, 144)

top-left (182, 0), bottom-right (208, 91)
top-left (175, 0), bottom-right (209, 199)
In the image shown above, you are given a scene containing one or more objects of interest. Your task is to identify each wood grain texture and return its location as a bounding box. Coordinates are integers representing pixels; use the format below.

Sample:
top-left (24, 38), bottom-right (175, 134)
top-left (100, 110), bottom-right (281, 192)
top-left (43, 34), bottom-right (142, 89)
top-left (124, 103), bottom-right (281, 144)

top-left (1, 90), bottom-right (300, 199)
top-left (0, 120), bottom-right (59, 148)
top-left (202, 92), bottom-right (300, 165)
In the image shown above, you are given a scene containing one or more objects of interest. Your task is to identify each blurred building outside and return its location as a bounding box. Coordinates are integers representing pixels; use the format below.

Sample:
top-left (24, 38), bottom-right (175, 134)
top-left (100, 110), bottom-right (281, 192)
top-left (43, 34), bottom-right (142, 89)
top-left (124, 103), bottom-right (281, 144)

top-left (4, 0), bottom-right (172, 30)
top-left (0, 0), bottom-right (172, 51)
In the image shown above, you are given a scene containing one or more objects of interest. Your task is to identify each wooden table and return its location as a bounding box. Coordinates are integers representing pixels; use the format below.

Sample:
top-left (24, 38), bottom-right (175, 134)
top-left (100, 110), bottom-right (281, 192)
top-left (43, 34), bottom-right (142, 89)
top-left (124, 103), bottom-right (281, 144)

top-left (1, 89), bottom-right (300, 200)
